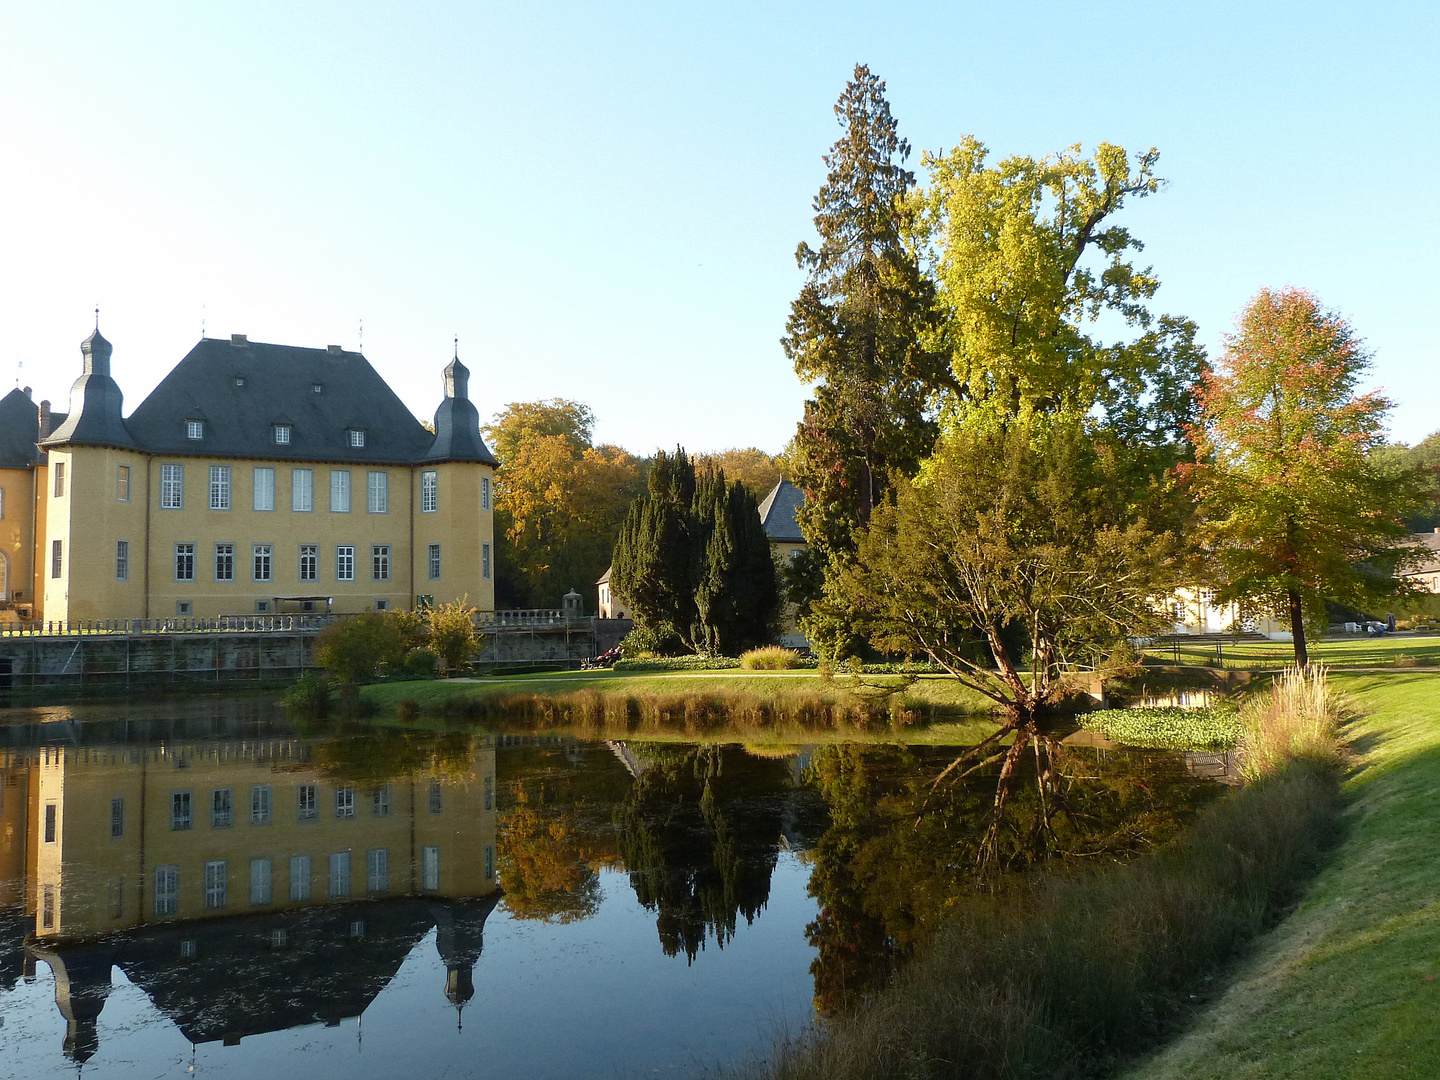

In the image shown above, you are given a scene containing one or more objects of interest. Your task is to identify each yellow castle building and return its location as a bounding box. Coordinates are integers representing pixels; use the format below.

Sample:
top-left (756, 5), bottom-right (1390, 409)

top-left (1, 327), bottom-right (500, 622)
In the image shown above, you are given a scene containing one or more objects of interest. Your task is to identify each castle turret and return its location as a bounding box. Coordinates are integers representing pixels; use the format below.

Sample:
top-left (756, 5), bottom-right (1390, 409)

top-left (423, 351), bottom-right (499, 466)
top-left (40, 327), bottom-right (136, 449)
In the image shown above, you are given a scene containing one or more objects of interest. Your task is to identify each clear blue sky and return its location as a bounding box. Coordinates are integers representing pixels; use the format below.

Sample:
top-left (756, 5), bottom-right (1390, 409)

top-left (2, 1), bottom-right (1435, 454)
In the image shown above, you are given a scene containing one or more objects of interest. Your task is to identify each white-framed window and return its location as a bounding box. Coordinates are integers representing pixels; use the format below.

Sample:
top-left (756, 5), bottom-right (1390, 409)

top-left (289, 854), bottom-right (312, 901)
top-left (43, 802), bottom-right (56, 843)
top-left (367, 471), bottom-right (388, 513)
top-left (291, 468), bottom-right (313, 512)
top-left (299, 544), bottom-right (318, 582)
top-left (253, 467), bottom-right (275, 511)
top-left (111, 796), bottom-right (125, 838)
top-left (371, 785), bottom-right (392, 816)
top-left (116, 464), bottom-right (130, 502)
top-left (484, 773), bottom-right (494, 812)
top-left (335, 786), bottom-right (355, 818)
top-left (273, 424), bottom-right (291, 444)
top-left (161, 463), bottom-right (184, 509)
top-left (250, 784), bottom-right (272, 824)
top-left (204, 860), bottom-right (227, 908)
top-left (115, 540), bottom-right (129, 582)
top-left (421, 470), bottom-right (437, 513)
top-left (366, 848), bottom-right (389, 893)
top-left (51, 539), bottom-right (62, 579)
top-left (484, 845), bottom-right (494, 880)
top-left (428, 779), bottom-right (442, 815)
top-left (329, 470), bottom-right (351, 512)
top-left (175, 543), bottom-right (195, 582)
top-left (186, 420), bottom-right (204, 440)
top-left (372, 544), bottom-right (390, 581)
top-left (253, 543), bottom-right (272, 582)
top-left (348, 429), bottom-right (366, 447)
top-left (211, 788), bottom-right (233, 827)
top-left (214, 543), bottom-right (235, 582)
top-left (53, 460), bottom-right (66, 497)
top-left (171, 790), bottom-right (192, 830)
top-left (250, 858), bottom-right (272, 904)
top-left (154, 865), bottom-right (179, 915)
top-left (481, 475), bottom-right (491, 511)
top-left (329, 851), bottom-right (351, 898)
top-left (427, 543), bottom-right (441, 581)
top-left (374, 598), bottom-right (388, 611)
top-left (176, 600), bottom-right (192, 616)
top-left (336, 545), bottom-right (355, 581)
top-left (312, 383), bottom-right (323, 394)
top-left (297, 783), bottom-right (317, 820)
top-left (482, 542), bottom-right (491, 580)
top-left (422, 846), bottom-right (440, 891)
top-left (209, 465), bottom-right (231, 510)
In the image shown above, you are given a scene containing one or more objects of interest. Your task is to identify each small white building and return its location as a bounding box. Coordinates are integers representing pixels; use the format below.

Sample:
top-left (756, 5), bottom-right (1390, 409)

top-left (596, 565), bottom-right (626, 620)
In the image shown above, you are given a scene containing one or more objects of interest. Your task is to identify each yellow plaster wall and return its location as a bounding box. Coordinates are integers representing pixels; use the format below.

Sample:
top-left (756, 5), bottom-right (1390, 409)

top-left (44, 448), bottom-right (149, 622)
top-left (0, 754), bottom-right (29, 907)
top-left (413, 462), bottom-right (496, 613)
top-left (0, 466), bottom-right (35, 608)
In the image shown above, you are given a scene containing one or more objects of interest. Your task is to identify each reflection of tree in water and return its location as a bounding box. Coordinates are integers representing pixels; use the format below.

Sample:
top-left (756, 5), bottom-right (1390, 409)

top-left (616, 745), bottom-right (795, 962)
top-left (804, 741), bottom-right (1221, 1015)
top-left (308, 727), bottom-right (480, 785)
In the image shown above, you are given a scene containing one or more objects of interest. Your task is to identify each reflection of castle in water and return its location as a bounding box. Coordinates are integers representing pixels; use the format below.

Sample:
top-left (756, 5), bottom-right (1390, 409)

top-left (0, 728), bottom-right (500, 1064)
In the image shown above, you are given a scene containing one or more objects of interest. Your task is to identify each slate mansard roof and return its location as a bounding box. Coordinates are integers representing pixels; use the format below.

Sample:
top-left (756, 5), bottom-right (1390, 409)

top-left (41, 334), bottom-right (499, 467)
top-left (757, 479), bottom-right (806, 544)
top-left (0, 388), bottom-right (42, 469)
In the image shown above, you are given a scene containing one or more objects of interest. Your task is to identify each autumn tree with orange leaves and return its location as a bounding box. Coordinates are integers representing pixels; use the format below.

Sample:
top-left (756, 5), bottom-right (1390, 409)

top-left (1184, 288), bottom-right (1428, 666)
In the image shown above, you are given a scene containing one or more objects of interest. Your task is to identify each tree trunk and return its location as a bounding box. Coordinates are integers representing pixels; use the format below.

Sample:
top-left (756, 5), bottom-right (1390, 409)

top-left (1287, 586), bottom-right (1309, 668)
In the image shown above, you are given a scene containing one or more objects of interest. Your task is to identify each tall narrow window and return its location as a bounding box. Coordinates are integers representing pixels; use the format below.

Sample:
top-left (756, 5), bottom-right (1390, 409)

top-left (51, 540), bottom-right (62, 579)
top-left (209, 465), bottom-right (231, 510)
top-left (250, 858), bottom-right (273, 904)
top-left (422, 846), bottom-right (440, 891)
top-left (250, 784), bottom-right (272, 824)
top-left (53, 461), bottom-right (66, 497)
top-left (428, 779), bottom-right (443, 815)
top-left (291, 468), bottom-right (314, 512)
top-left (0, 484), bottom-right (5, 519)
top-left (204, 860), bottom-right (228, 908)
top-left (108, 878), bottom-right (125, 920)
top-left (253, 467), bottom-right (275, 511)
top-left (481, 475), bottom-right (491, 511)
top-left (482, 542), bottom-right (491, 580)
top-left (171, 791), bottom-right (192, 830)
top-left (115, 540), bottom-right (129, 582)
top-left (421, 470), bottom-right (438, 513)
top-left (329, 470), bottom-right (351, 512)
top-left (329, 852), bottom-right (351, 898)
top-left (253, 543), bottom-right (272, 582)
top-left (154, 865), bottom-right (179, 915)
top-left (335, 786), bottom-right (355, 818)
top-left (484, 845), bottom-right (495, 880)
top-left (211, 788), bottom-right (233, 827)
top-left (366, 849), bottom-right (389, 893)
top-left (187, 420), bottom-right (205, 440)
top-left (44, 802), bottom-right (57, 842)
top-left (483, 774), bottom-right (494, 812)
top-left (161, 464), bottom-right (184, 509)
top-left (175, 543), bottom-right (195, 581)
top-left (214, 543), bottom-right (235, 582)
top-left (299, 544), bottom-right (318, 582)
top-left (427, 543), bottom-right (441, 581)
top-left (336, 545), bottom-right (355, 581)
top-left (372, 544), bottom-right (390, 581)
top-left (42, 884), bottom-right (55, 929)
top-left (297, 783), bottom-right (318, 820)
top-left (289, 855), bottom-right (312, 901)
top-left (111, 797), bottom-right (125, 838)
top-left (116, 464), bottom-right (131, 502)
top-left (366, 471), bottom-right (388, 513)
top-left (371, 785), bottom-right (392, 816)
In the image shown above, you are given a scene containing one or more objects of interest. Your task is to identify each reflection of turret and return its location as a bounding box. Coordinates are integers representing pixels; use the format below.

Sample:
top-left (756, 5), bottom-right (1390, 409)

top-left (430, 895), bottom-right (500, 1027)
top-left (28, 942), bottom-right (116, 1065)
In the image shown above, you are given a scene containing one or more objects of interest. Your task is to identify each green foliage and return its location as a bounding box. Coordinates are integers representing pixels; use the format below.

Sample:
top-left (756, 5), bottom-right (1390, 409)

top-left (314, 612), bottom-right (407, 685)
top-left (1183, 289), bottom-right (1432, 665)
top-left (428, 596), bottom-right (478, 673)
top-left (1083, 706), bottom-right (1242, 750)
top-left (613, 656), bottom-right (743, 672)
top-left (282, 671), bottom-right (332, 714)
top-left (404, 647), bottom-right (439, 677)
top-left (1373, 429), bottom-right (1440, 531)
top-left (739, 646), bottom-right (802, 670)
top-left (612, 449), bottom-right (779, 655)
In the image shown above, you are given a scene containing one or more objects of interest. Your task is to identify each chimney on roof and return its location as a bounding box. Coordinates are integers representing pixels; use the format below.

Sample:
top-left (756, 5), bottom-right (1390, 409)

top-left (39, 400), bottom-right (51, 438)
top-left (327, 344), bottom-right (343, 355)
top-left (22, 386), bottom-right (31, 398)
top-left (231, 334), bottom-right (248, 347)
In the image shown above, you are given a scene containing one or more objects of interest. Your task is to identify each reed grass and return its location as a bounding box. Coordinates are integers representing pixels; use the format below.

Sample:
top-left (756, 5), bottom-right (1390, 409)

top-left (740, 645), bottom-right (803, 670)
top-left (1236, 666), bottom-right (1345, 781)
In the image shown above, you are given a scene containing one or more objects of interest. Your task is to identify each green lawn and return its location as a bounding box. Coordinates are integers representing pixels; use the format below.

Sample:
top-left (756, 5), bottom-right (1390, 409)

top-left (1123, 672), bottom-right (1440, 1080)
top-left (1148, 633), bottom-right (1440, 670)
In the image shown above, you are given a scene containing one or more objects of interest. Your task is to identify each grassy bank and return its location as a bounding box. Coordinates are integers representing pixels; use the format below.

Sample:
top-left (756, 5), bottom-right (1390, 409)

top-left (1121, 672), bottom-right (1440, 1079)
top-left (1147, 633), bottom-right (1440, 670)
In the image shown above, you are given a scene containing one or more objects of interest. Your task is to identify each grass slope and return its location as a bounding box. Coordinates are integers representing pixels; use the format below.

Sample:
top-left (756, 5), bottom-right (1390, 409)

top-left (1148, 633), bottom-right (1440, 670)
top-left (1122, 673), bottom-right (1440, 1080)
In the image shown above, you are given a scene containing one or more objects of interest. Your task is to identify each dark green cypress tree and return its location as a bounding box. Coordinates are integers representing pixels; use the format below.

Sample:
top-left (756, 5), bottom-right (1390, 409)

top-left (613, 449), bottom-right (699, 653)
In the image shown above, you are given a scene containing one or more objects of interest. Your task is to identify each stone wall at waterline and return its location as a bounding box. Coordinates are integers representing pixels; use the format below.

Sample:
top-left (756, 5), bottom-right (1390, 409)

top-left (0, 631), bottom-right (316, 691)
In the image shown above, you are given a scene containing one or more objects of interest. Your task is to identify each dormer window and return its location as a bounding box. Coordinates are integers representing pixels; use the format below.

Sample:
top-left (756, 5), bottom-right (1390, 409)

top-left (312, 383), bottom-right (323, 394)
top-left (348, 429), bottom-right (366, 448)
top-left (235, 376), bottom-right (246, 387)
top-left (274, 425), bottom-right (291, 445)
top-left (186, 420), bottom-right (204, 440)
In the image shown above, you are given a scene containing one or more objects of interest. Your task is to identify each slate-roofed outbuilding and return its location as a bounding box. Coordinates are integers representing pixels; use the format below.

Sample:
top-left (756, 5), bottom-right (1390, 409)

top-left (0, 388), bottom-right (40, 469)
top-left (757, 479), bottom-right (806, 543)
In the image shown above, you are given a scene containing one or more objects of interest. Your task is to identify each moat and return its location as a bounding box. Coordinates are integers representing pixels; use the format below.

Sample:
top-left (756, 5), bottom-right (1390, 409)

top-left (0, 697), bottom-right (1221, 1079)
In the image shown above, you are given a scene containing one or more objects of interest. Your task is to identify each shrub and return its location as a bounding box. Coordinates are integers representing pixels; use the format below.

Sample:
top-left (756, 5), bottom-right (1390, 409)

top-left (396, 698), bottom-right (419, 723)
top-left (404, 647), bottom-right (439, 677)
top-left (740, 645), bottom-right (801, 670)
top-left (429, 596), bottom-right (479, 674)
top-left (282, 671), bottom-right (332, 714)
top-left (315, 613), bottom-right (406, 684)
top-left (614, 656), bottom-right (742, 672)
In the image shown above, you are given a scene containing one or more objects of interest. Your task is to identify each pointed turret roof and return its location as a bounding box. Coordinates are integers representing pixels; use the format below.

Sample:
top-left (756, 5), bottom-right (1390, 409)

top-left (423, 351), bottom-right (500, 466)
top-left (41, 328), bottom-right (137, 450)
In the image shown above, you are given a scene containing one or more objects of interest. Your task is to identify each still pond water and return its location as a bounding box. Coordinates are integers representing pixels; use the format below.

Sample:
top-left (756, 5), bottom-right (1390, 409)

top-left (0, 697), bottom-right (1221, 1079)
